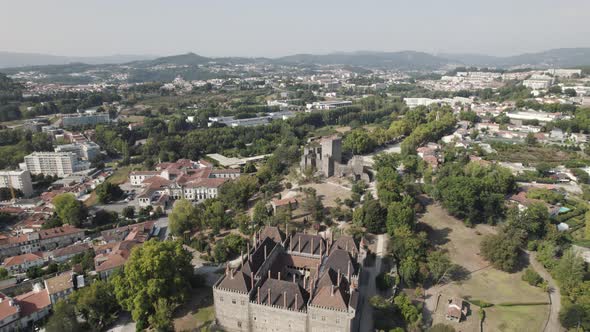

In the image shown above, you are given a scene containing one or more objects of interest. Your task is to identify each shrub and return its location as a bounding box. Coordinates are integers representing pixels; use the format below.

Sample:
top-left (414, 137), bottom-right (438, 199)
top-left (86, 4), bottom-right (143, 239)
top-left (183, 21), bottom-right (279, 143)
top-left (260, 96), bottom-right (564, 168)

top-left (469, 299), bottom-right (493, 308)
top-left (521, 267), bottom-right (544, 287)
top-left (376, 272), bottom-right (395, 291)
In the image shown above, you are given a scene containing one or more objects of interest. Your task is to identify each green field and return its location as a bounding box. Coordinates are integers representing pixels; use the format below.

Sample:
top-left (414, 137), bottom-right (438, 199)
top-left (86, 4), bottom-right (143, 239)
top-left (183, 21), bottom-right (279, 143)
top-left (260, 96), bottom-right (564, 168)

top-left (485, 304), bottom-right (549, 332)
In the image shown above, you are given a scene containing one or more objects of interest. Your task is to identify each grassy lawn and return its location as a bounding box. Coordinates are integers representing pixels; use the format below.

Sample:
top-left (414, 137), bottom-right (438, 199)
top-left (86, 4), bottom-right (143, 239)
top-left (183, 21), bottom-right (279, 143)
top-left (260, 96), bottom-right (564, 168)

top-left (194, 305), bottom-right (215, 328)
top-left (108, 165), bottom-right (141, 185)
top-left (490, 145), bottom-right (587, 164)
top-left (485, 304), bottom-right (549, 332)
top-left (419, 203), bottom-right (496, 272)
top-left (84, 192), bottom-right (98, 207)
top-left (445, 268), bottom-right (548, 304)
top-left (422, 202), bottom-right (549, 331)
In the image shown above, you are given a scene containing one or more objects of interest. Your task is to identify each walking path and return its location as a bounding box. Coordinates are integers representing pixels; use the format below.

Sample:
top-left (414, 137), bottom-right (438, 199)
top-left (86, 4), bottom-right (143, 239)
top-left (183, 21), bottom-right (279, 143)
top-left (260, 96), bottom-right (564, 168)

top-left (358, 234), bottom-right (388, 332)
top-left (527, 251), bottom-right (564, 332)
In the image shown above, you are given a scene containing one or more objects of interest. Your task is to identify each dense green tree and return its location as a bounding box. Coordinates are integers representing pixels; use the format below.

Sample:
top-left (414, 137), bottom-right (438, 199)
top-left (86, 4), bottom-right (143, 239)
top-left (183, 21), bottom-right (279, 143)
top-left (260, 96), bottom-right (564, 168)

top-left (301, 188), bottom-right (325, 222)
top-left (95, 182), bottom-right (124, 204)
top-left (427, 251), bottom-right (452, 282)
top-left (506, 203), bottom-right (549, 239)
top-left (559, 304), bottom-right (590, 330)
top-left (70, 280), bottom-right (120, 329)
top-left (480, 227), bottom-right (525, 272)
top-left (0, 268), bottom-right (8, 280)
top-left (435, 162), bottom-right (515, 225)
top-left (112, 240), bottom-right (193, 330)
top-left (45, 300), bottom-right (80, 332)
top-left (122, 206), bottom-right (135, 219)
top-left (399, 256), bottom-right (420, 287)
top-left (564, 88), bottom-right (577, 97)
top-left (393, 293), bottom-right (422, 325)
top-left (218, 175), bottom-right (259, 209)
top-left (169, 199), bottom-right (198, 236)
top-left (554, 250), bottom-right (585, 295)
top-left (149, 299), bottom-right (175, 332)
top-left (52, 193), bottom-right (88, 227)
top-left (386, 197), bottom-right (415, 235)
top-left (354, 198), bottom-right (386, 233)
top-left (252, 200), bottom-right (271, 224)
top-left (92, 209), bottom-right (118, 226)
top-left (343, 129), bottom-right (376, 154)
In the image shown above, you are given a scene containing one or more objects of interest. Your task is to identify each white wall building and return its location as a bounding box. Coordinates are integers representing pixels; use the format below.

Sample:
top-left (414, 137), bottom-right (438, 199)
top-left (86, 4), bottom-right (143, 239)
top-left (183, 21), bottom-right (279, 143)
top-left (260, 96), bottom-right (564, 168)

top-left (21, 152), bottom-right (90, 177)
top-left (54, 142), bottom-right (101, 161)
top-left (60, 113), bottom-right (110, 128)
top-left (523, 75), bottom-right (553, 90)
top-left (0, 170), bottom-right (34, 197)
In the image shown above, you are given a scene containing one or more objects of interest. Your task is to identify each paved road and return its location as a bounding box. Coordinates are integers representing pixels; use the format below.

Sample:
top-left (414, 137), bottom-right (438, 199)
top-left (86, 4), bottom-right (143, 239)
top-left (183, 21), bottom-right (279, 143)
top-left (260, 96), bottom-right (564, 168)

top-left (528, 251), bottom-right (564, 332)
top-left (358, 234), bottom-right (387, 332)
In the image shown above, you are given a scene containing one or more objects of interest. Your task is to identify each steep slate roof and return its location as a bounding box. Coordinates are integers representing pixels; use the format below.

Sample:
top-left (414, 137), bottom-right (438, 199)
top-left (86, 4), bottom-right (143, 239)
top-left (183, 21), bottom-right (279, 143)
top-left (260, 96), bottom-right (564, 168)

top-left (288, 233), bottom-right (325, 255)
top-left (317, 268), bottom-right (350, 291)
top-left (258, 278), bottom-right (307, 311)
top-left (330, 236), bottom-right (358, 256)
top-left (217, 270), bottom-right (252, 293)
top-left (247, 237), bottom-right (277, 276)
top-left (323, 249), bottom-right (358, 276)
top-left (259, 226), bottom-right (285, 244)
top-left (310, 284), bottom-right (349, 311)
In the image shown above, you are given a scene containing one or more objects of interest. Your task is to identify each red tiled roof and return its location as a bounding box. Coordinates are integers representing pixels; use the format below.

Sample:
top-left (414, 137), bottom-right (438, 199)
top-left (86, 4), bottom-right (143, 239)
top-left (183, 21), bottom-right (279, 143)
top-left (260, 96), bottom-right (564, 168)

top-left (3, 252), bottom-right (43, 267)
top-left (15, 289), bottom-right (50, 317)
top-left (0, 295), bottom-right (19, 321)
top-left (38, 225), bottom-right (83, 240)
top-left (271, 197), bottom-right (298, 207)
top-left (94, 240), bottom-right (138, 272)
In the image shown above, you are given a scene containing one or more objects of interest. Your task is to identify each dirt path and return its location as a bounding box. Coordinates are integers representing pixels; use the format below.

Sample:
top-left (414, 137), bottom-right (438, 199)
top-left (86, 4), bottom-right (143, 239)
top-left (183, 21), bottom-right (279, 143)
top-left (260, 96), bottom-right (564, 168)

top-left (528, 251), bottom-right (564, 332)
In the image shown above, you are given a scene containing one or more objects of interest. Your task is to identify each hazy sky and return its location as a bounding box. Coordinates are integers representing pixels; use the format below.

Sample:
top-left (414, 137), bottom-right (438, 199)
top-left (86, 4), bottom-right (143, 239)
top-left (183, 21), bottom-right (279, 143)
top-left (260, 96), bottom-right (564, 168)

top-left (2, 0), bottom-right (590, 58)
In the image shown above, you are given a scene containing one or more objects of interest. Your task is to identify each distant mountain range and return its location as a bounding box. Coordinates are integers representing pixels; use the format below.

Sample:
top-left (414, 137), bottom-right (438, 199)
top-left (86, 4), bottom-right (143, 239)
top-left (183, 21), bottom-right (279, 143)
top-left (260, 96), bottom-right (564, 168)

top-left (438, 48), bottom-right (590, 68)
top-left (2, 47), bottom-right (590, 71)
top-left (0, 52), bottom-right (155, 68)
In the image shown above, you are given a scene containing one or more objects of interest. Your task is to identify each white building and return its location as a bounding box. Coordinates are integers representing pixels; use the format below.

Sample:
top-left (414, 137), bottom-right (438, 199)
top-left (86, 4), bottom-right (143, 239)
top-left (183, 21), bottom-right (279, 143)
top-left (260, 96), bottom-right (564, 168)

top-left (21, 152), bottom-right (90, 177)
top-left (546, 68), bottom-right (582, 78)
top-left (404, 98), bottom-right (439, 108)
top-left (523, 75), bottom-right (553, 90)
top-left (60, 113), bottom-right (110, 128)
top-left (505, 110), bottom-right (562, 123)
top-left (306, 100), bottom-right (352, 111)
top-left (129, 171), bottom-right (159, 186)
top-left (0, 170), bottom-right (34, 197)
top-left (54, 142), bottom-right (101, 161)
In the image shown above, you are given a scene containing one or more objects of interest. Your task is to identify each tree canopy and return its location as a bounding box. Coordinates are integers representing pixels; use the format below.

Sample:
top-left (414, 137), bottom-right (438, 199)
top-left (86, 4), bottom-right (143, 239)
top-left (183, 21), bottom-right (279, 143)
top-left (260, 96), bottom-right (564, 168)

top-left (52, 193), bottom-right (88, 227)
top-left (112, 240), bottom-right (193, 330)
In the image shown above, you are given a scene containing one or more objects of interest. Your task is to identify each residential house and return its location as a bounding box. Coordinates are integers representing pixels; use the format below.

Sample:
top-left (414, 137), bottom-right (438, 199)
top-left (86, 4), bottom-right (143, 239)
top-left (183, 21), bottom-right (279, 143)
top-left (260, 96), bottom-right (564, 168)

top-left (49, 242), bottom-right (92, 263)
top-left (2, 252), bottom-right (44, 274)
top-left (38, 225), bottom-right (85, 251)
top-left (44, 271), bottom-right (75, 304)
top-left (445, 298), bottom-right (467, 322)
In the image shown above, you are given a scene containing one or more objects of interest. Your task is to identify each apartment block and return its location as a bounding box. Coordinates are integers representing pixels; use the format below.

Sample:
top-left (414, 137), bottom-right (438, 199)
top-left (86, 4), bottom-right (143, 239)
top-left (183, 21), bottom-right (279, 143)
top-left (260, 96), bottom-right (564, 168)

top-left (22, 152), bottom-right (90, 177)
top-left (0, 170), bottom-right (34, 197)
